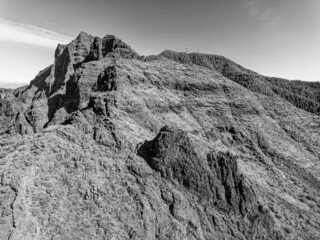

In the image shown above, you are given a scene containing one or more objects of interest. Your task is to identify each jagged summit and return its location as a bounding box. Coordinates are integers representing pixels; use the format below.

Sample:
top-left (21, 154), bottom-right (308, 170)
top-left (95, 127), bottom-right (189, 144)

top-left (70, 31), bottom-right (139, 61)
top-left (0, 32), bottom-right (140, 134)
top-left (1, 32), bottom-right (320, 239)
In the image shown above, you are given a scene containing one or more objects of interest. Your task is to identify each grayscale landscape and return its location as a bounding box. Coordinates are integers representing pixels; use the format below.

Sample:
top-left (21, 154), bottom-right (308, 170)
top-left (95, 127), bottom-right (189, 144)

top-left (1, 0), bottom-right (320, 239)
top-left (1, 32), bottom-right (320, 239)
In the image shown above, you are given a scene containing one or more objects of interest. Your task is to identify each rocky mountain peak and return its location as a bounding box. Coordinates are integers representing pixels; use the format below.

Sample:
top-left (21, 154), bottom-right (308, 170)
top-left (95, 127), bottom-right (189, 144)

top-left (77, 31), bottom-right (93, 39)
top-left (101, 34), bottom-right (139, 59)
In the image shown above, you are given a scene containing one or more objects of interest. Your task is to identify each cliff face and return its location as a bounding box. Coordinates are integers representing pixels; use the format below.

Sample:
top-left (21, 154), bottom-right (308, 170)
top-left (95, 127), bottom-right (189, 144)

top-left (0, 32), bottom-right (320, 240)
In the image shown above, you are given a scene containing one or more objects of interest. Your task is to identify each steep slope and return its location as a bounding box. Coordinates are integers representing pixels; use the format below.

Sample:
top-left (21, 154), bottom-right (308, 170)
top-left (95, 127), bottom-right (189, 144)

top-left (0, 33), bottom-right (320, 240)
top-left (160, 50), bottom-right (320, 115)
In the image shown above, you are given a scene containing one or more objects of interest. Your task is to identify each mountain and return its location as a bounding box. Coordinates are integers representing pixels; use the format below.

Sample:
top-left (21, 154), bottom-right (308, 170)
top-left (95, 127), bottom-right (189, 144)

top-left (160, 50), bottom-right (320, 115)
top-left (0, 32), bottom-right (320, 240)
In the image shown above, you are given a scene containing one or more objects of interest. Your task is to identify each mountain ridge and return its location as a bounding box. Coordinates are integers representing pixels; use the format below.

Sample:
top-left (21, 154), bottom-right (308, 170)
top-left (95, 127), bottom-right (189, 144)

top-left (4, 32), bottom-right (320, 117)
top-left (159, 50), bottom-right (320, 115)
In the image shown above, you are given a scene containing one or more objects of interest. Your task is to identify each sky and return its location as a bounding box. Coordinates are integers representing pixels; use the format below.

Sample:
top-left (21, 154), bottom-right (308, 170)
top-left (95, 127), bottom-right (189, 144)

top-left (0, 0), bottom-right (319, 88)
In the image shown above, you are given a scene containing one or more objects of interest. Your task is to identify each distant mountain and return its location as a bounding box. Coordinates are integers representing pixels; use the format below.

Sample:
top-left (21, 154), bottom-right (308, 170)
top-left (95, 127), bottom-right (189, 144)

top-left (0, 32), bottom-right (319, 240)
top-left (160, 50), bottom-right (320, 115)
top-left (0, 82), bottom-right (29, 89)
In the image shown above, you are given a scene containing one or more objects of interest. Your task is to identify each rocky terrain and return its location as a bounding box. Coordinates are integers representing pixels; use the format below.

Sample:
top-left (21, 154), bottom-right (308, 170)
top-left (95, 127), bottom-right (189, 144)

top-left (0, 32), bottom-right (320, 240)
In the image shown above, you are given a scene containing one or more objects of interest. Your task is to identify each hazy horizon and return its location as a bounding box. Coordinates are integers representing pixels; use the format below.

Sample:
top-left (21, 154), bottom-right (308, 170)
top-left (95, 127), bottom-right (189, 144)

top-left (0, 0), bottom-right (319, 88)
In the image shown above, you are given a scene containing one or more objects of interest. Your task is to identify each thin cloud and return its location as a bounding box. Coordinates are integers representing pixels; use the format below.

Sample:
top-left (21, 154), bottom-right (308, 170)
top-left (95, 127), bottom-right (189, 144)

top-left (244, 0), bottom-right (260, 16)
top-left (0, 18), bottom-right (73, 48)
top-left (244, 0), bottom-right (282, 29)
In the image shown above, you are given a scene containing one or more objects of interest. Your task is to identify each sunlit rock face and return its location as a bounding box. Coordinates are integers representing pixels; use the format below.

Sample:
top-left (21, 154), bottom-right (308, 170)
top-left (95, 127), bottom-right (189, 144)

top-left (0, 32), bottom-right (320, 240)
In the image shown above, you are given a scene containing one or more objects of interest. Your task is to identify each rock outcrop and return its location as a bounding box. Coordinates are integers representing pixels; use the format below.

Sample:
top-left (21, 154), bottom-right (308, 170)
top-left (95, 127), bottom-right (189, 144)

top-left (138, 126), bottom-right (281, 239)
top-left (0, 32), bottom-right (320, 240)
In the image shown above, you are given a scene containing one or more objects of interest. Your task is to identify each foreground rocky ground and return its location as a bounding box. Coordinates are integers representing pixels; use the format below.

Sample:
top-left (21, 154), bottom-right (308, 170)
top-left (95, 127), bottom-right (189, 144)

top-left (0, 32), bottom-right (320, 239)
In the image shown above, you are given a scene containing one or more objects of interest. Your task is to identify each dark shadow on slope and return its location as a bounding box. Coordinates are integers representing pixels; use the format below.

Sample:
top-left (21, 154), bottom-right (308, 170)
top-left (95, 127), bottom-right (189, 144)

top-left (50, 47), bottom-right (71, 95)
top-left (46, 74), bottom-right (81, 124)
top-left (26, 65), bottom-right (53, 96)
